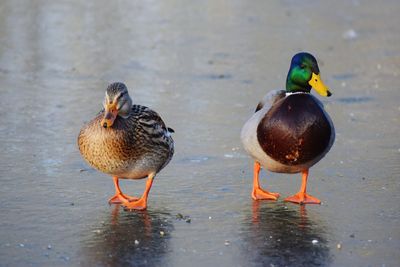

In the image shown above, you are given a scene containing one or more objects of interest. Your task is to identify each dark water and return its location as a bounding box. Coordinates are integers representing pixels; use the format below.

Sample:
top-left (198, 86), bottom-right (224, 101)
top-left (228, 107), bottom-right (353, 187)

top-left (0, 0), bottom-right (399, 266)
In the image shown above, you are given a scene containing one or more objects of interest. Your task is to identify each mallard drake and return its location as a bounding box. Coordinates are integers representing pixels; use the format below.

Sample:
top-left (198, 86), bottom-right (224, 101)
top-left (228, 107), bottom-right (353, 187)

top-left (241, 52), bottom-right (335, 204)
top-left (78, 82), bottom-right (174, 210)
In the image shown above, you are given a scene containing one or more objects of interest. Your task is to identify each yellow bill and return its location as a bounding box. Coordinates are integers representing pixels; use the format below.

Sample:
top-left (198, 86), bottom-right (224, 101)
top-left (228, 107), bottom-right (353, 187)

top-left (309, 72), bottom-right (332, 97)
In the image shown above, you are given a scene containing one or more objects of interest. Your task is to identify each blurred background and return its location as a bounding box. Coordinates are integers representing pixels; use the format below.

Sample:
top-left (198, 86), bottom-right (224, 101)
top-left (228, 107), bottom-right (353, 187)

top-left (0, 0), bottom-right (399, 266)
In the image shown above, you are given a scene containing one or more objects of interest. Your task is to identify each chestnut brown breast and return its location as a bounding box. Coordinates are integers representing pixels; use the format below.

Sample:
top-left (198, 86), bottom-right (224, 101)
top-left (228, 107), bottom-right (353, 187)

top-left (257, 94), bottom-right (331, 166)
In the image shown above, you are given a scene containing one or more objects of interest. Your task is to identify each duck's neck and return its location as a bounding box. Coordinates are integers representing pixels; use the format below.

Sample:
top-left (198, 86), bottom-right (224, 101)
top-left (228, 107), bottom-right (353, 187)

top-left (285, 91), bottom-right (309, 96)
top-left (286, 82), bottom-right (311, 94)
top-left (285, 71), bottom-right (312, 94)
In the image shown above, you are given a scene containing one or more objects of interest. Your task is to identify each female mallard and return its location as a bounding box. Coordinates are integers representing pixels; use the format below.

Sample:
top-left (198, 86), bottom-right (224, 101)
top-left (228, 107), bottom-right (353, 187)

top-left (241, 52), bottom-right (334, 204)
top-left (78, 82), bottom-right (174, 210)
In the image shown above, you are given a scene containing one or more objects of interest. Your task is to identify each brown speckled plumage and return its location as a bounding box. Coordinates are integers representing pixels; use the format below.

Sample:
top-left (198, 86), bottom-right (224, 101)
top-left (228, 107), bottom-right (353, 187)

top-left (78, 95), bottom-right (174, 180)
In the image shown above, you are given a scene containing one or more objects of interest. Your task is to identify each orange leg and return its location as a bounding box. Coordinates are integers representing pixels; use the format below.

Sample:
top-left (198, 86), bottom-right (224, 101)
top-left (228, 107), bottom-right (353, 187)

top-left (121, 173), bottom-right (155, 211)
top-left (252, 162), bottom-right (280, 200)
top-left (108, 176), bottom-right (138, 204)
top-left (284, 169), bottom-right (321, 205)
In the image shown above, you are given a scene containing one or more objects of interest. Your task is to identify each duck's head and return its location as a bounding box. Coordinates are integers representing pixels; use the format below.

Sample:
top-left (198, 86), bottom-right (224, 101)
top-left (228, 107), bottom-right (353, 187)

top-left (101, 82), bottom-right (133, 128)
top-left (286, 52), bottom-right (332, 97)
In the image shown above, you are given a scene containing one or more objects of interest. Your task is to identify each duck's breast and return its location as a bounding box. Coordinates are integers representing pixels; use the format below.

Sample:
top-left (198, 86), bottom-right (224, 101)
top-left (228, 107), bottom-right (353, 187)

top-left (257, 93), bottom-right (334, 170)
top-left (78, 114), bottom-right (134, 174)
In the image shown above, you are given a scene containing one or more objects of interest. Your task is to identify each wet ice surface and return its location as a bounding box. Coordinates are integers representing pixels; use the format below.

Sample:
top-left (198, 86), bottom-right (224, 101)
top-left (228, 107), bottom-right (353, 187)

top-left (0, 0), bottom-right (399, 266)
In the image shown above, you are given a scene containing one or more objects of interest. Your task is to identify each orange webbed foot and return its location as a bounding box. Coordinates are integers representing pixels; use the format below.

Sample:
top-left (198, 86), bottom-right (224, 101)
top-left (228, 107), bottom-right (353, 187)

top-left (108, 193), bottom-right (139, 205)
top-left (121, 197), bottom-right (147, 211)
top-left (284, 192), bottom-right (321, 205)
top-left (252, 188), bottom-right (280, 201)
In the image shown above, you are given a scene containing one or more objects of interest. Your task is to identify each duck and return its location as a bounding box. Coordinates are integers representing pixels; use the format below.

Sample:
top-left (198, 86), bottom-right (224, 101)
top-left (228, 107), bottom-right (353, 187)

top-left (78, 82), bottom-right (174, 210)
top-left (241, 52), bottom-right (335, 204)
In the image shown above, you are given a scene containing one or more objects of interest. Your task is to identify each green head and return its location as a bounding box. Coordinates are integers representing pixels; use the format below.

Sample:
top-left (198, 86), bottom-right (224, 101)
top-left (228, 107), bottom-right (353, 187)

top-left (286, 52), bottom-right (332, 97)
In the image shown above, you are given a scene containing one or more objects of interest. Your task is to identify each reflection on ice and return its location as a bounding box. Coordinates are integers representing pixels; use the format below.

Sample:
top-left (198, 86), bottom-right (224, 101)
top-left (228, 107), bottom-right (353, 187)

top-left (240, 202), bottom-right (331, 267)
top-left (80, 206), bottom-right (174, 267)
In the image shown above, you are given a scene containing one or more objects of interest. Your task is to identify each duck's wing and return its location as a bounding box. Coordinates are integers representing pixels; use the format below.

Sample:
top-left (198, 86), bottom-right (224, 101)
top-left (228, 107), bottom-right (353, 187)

top-left (131, 105), bottom-right (175, 153)
top-left (133, 106), bottom-right (171, 132)
top-left (132, 105), bottom-right (174, 170)
top-left (255, 90), bottom-right (286, 112)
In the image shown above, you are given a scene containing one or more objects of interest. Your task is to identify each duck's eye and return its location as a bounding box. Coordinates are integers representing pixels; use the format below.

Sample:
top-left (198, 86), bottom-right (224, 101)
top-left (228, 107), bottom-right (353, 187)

top-left (116, 92), bottom-right (125, 101)
top-left (300, 64), bottom-right (306, 69)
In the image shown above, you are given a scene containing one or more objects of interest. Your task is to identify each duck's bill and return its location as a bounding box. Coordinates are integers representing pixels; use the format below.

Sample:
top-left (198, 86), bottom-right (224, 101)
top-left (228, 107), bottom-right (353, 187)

top-left (309, 72), bottom-right (332, 97)
top-left (100, 104), bottom-right (118, 128)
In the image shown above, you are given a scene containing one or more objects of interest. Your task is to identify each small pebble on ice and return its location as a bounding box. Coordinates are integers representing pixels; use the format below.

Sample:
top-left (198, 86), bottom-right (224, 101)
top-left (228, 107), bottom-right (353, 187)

top-left (176, 213), bottom-right (191, 223)
top-left (337, 243), bottom-right (342, 249)
top-left (160, 231), bottom-right (165, 237)
top-left (312, 239), bottom-right (319, 245)
top-left (60, 256), bottom-right (70, 261)
top-left (224, 240), bottom-right (230, 246)
top-left (342, 29), bottom-right (358, 40)
top-left (47, 245), bottom-right (52, 250)
top-left (19, 244), bottom-right (25, 248)
top-left (208, 216), bottom-right (212, 220)
top-left (134, 240), bottom-right (139, 246)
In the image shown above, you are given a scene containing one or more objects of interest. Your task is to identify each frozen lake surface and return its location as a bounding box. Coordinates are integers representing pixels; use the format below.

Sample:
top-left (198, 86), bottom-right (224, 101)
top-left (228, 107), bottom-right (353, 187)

top-left (0, 0), bottom-right (399, 266)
